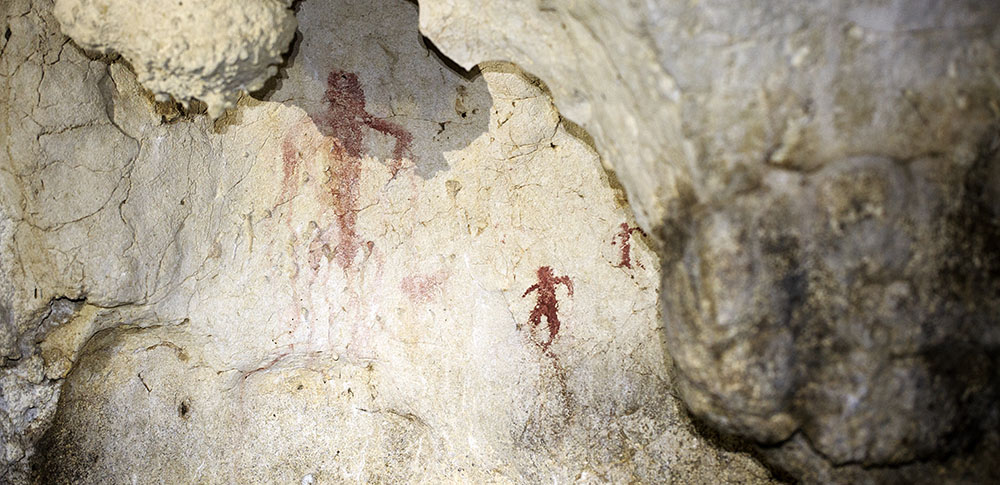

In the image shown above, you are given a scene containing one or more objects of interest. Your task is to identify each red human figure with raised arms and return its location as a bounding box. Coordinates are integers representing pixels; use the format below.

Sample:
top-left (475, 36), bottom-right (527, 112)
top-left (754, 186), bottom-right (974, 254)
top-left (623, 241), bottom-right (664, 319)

top-left (522, 266), bottom-right (574, 350)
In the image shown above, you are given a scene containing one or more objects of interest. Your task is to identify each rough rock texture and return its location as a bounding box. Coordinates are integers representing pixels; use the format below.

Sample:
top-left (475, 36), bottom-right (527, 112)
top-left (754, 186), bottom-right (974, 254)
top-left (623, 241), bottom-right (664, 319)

top-left (53, 0), bottom-right (297, 117)
top-left (418, 0), bottom-right (1000, 482)
top-left (2, 0), bottom-right (779, 483)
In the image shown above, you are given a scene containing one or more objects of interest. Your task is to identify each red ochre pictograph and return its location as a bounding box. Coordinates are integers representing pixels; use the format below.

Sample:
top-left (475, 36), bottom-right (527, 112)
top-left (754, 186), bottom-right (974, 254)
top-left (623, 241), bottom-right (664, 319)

top-left (522, 266), bottom-right (574, 350)
top-left (281, 69), bottom-right (415, 271)
top-left (611, 222), bottom-right (645, 269)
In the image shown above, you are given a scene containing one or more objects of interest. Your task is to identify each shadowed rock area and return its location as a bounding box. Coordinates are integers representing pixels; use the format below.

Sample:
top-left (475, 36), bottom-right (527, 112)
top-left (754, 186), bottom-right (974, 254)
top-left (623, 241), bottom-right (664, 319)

top-left (418, 0), bottom-right (1000, 482)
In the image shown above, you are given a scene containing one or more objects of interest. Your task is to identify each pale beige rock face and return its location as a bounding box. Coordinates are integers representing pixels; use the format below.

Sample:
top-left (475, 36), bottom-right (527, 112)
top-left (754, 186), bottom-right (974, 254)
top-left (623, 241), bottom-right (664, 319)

top-left (1, 0), bottom-right (777, 483)
top-left (52, 0), bottom-right (297, 117)
top-left (419, 0), bottom-right (687, 234)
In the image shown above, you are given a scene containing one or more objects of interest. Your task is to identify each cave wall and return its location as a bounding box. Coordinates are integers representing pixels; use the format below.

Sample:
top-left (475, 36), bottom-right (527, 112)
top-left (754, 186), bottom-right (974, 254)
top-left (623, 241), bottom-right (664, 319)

top-left (1, 0), bottom-right (998, 483)
top-left (1, 0), bottom-right (777, 482)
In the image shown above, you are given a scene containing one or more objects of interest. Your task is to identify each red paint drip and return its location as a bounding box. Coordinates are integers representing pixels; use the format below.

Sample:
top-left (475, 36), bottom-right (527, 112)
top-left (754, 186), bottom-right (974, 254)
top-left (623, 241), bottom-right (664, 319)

top-left (612, 222), bottom-right (645, 269)
top-left (522, 266), bottom-right (573, 350)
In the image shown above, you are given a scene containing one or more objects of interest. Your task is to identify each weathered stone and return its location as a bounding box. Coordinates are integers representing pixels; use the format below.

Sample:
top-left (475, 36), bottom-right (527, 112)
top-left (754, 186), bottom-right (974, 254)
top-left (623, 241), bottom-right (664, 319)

top-left (418, 0), bottom-right (1000, 481)
top-left (53, 0), bottom-right (297, 117)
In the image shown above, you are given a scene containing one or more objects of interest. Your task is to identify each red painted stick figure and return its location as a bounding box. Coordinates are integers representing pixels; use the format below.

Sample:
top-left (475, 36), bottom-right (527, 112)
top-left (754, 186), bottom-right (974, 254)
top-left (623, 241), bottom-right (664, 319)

top-left (522, 266), bottom-right (574, 350)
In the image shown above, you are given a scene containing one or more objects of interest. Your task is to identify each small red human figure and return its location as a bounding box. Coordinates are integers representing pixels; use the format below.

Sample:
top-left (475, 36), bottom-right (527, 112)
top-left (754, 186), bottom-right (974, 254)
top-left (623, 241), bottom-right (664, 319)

top-left (522, 266), bottom-right (574, 350)
top-left (611, 222), bottom-right (645, 269)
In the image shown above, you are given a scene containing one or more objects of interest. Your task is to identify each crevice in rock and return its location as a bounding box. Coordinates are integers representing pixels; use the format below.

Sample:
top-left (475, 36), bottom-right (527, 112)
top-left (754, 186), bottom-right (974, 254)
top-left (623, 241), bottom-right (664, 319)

top-left (418, 34), bottom-right (481, 82)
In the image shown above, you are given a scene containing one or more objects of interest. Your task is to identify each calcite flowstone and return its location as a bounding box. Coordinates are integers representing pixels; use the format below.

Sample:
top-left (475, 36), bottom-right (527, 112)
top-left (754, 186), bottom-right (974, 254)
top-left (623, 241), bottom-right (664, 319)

top-left (1, 0), bottom-right (779, 482)
top-left (418, 0), bottom-right (1000, 482)
top-left (53, 0), bottom-right (297, 117)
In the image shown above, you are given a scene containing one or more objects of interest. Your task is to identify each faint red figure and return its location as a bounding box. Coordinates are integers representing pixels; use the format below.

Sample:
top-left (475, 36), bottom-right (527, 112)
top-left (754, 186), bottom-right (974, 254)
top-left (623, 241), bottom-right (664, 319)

top-left (612, 222), bottom-right (645, 269)
top-left (522, 266), bottom-right (574, 350)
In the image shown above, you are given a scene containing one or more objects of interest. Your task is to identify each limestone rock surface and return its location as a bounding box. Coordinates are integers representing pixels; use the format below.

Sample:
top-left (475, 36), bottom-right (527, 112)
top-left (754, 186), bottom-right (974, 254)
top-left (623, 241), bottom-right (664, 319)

top-left (53, 0), bottom-right (297, 117)
top-left (418, 0), bottom-right (1000, 482)
top-left (1, 0), bottom-right (778, 483)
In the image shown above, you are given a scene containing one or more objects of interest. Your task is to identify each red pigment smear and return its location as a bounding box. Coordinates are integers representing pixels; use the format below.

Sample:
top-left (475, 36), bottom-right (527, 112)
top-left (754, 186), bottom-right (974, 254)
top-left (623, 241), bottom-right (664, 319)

top-left (522, 266), bottom-right (573, 350)
top-left (612, 222), bottom-right (645, 269)
top-left (401, 270), bottom-right (448, 304)
top-left (280, 121), bottom-right (326, 200)
top-left (281, 137), bottom-right (300, 192)
top-left (280, 129), bottom-right (309, 199)
top-left (241, 351), bottom-right (290, 382)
